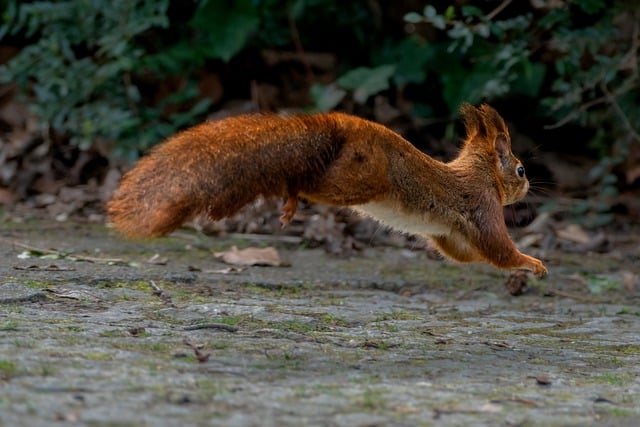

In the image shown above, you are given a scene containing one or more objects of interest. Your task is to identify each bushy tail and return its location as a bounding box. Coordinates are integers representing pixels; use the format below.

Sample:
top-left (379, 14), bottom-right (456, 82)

top-left (106, 153), bottom-right (205, 238)
top-left (106, 113), bottom-right (347, 238)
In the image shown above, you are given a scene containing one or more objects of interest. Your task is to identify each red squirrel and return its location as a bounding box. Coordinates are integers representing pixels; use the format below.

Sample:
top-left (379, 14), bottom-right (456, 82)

top-left (107, 103), bottom-right (547, 277)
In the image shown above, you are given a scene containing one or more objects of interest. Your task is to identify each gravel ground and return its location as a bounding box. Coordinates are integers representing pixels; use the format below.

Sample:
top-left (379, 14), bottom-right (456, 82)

top-left (1, 219), bottom-right (639, 427)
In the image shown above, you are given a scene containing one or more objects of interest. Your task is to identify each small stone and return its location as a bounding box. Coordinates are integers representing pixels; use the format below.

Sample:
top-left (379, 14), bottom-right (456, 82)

top-left (535, 375), bottom-right (552, 386)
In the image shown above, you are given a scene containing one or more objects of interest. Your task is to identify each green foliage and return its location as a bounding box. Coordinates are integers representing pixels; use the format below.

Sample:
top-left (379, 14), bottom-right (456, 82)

top-left (310, 83), bottom-right (346, 112)
top-left (536, 2), bottom-right (639, 204)
top-left (1, 0), bottom-right (638, 219)
top-left (402, 4), bottom-right (546, 111)
top-left (311, 64), bottom-right (396, 111)
top-left (401, 0), bottom-right (639, 223)
top-left (144, 0), bottom-right (260, 73)
top-left (0, 0), bottom-right (172, 159)
top-left (337, 65), bottom-right (396, 104)
top-left (191, 0), bottom-right (259, 62)
top-left (586, 274), bottom-right (620, 294)
top-left (0, 0), bottom-right (383, 160)
top-left (0, 0), bottom-right (265, 159)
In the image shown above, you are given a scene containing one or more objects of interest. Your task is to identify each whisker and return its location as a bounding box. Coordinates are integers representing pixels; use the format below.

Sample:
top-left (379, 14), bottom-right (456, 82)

top-left (527, 186), bottom-right (555, 198)
top-left (530, 180), bottom-right (557, 190)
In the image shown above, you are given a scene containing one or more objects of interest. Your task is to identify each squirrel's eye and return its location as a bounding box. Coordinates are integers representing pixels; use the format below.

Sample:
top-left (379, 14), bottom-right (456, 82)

top-left (516, 166), bottom-right (525, 178)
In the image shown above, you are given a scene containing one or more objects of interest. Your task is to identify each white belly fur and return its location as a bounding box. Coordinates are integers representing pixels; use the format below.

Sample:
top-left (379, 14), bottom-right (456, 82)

top-left (352, 201), bottom-right (450, 237)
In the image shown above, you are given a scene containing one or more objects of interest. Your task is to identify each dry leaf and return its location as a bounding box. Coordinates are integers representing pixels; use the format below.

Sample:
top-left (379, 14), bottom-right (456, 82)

top-left (184, 340), bottom-right (210, 363)
top-left (524, 212), bottom-right (551, 234)
top-left (393, 405), bottom-right (421, 414)
top-left (45, 287), bottom-right (101, 301)
top-left (517, 233), bottom-right (543, 249)
top-left (212, 245), bottom-right (283, 266)
top-left (0, 187), bottom-right (15, 205)
top-left (620, 271), bottom-right (638, 292)
top-left (203, 267), bottom-right (244, 274)
top-left (556, 223), bottom-right (591, 244)
top-left (625, 165), bottom-right (640, 184)
top-left (147, 253), bottom-right (168, 265)
top-left (478, 403), bottom-right (502, 413)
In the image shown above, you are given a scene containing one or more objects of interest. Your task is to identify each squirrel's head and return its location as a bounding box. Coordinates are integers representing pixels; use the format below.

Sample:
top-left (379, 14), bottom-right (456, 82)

top-left (459, 103), bottom-right (529, 205)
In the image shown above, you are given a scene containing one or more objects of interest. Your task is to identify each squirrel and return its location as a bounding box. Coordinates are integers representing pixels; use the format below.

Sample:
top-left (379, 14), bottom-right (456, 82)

top-left (106, 103), bottom-right (547, 277)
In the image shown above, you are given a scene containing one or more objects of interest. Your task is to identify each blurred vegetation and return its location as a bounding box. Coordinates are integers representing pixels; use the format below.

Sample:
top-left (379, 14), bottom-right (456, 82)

top-left (0, 0), bottom-right (638, 222)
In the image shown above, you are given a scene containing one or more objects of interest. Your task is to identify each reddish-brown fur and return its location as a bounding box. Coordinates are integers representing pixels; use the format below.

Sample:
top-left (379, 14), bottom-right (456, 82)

top-left (106, 104), bottom-right (547, 276)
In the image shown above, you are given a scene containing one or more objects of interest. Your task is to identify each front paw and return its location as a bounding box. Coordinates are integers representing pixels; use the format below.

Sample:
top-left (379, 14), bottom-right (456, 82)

top-left (533, 262), bottom-right (548, 278)
top-left (521, 254), bottom-right (547, 278)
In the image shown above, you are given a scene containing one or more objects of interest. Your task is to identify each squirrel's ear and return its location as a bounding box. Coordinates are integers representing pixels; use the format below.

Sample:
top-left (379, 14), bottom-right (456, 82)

top-left (459, 103), bottom-right (487, 139)
top-left (494, 133), bottom-right (511, 162)
top-left (479, 104), bottom-right (508, 136)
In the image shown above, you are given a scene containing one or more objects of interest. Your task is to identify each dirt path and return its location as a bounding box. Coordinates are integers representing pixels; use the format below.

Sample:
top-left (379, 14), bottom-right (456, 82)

top-left (1, 220), bottom-right (639, 426)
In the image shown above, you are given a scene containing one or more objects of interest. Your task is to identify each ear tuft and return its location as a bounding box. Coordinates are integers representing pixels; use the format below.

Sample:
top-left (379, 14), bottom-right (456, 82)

top-left (460, 103), bottom-right (511, 149)
top-left (479, 104), bottom-right (508, 135)
top-left (459, 103), bottom-right (486, 139)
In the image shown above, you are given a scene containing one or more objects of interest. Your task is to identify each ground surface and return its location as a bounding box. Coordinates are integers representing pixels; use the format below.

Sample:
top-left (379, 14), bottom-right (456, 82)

top-left (1, 219), bottom-right (639, 427)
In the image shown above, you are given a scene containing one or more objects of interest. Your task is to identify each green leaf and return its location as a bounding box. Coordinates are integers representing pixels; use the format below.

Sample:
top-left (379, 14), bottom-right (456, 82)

top-left (586, 275), bottom-right (619, 294)
top-left (190, 0), bottom-right (259, 62)
top-left (538, 8), bottom-right (567, 29)
top-left (423, 5), bottom-right (437, 18)
top-left (289, 0), bottom-right (306, 20)
top-left (600, 185), bottom-right (618, 197)
top-left (574, 0), bottom-right (606, 14)
top-left (310, 83), bottom-right (346, 112)
top-left (374, 38), bottom-right (434, 85)
top-left (337, 64), bottom-right (396, 104)
top-left (475, 23), bottom-right (490, 38)
top-left (444, 5), bottom-right (456, 21)
top-left (461, 6), bottom-right (483, 18)
top-left (511, 61), bottom-right (546, 98)
top-left (404, 12), bottom-right (423, 24)
top-left (440, 58), bottom-right (499, 110)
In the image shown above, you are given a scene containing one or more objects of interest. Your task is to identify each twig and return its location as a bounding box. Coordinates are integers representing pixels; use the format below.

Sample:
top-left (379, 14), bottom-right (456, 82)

top-left (433, 405), bottom-right (500, 419)
top-left (434, 408), bottom-right (479, 418)
top-left (547, 288), bottom-right (593, 303)
top-left (544, 95), bottom-right (609, 129)
top-left (224, 232), bottom-right (303, 244)
top-left (485, 0), bottom-right (512, 21)
top-left (484, 340), bottom-right (514, 350)
top-left (619, 20), bottom-right (639, 76)
top-left (0, 82), bottom-right (16, 98)
top-left (183, 323), bottom-right (239, 333)
top-left (14, 265), bottom-right (75, 271)
top-left (491, 397), bottom-right (539, 407)
top-left (122, 72), bottom-right (139, 117)
top-left (545, 20), bottom-right (639, 132)
top-left (170, 230), bottom-right (304, 245)
top-left (149, 280), bottom-right (162, 295)
top-left (183, 340), bottom-right (210, 363)
top-left (432, 0), bottom-right (512, 35)
top-left (3, 238), bottom-right (125, 264)
top-left (287, 12), bottom-right (313, 82)
top-left (149, 280), bottom-right (174, 306)
top-left (600, 81), bottom-right (640, 142)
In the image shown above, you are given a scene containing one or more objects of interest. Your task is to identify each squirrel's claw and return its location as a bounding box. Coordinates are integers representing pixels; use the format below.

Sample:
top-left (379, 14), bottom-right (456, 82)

top-left (280, 195), bottom-right (298, 228)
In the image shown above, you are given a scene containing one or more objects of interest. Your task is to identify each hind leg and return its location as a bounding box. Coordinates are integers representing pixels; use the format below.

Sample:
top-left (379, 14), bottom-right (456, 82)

top-left (280, 195), bottom-right (298, 227)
